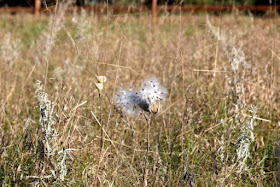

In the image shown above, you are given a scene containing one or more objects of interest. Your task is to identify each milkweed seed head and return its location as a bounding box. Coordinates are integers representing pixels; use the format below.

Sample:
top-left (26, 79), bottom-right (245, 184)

top-left (115, 77), bottom-right (168, 116)
top-left (138, 77), bottom-right (168, 106)
top-left (115, 88), bottom-right (143, 116)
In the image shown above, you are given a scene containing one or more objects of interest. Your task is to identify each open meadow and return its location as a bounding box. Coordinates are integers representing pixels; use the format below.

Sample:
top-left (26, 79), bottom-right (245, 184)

top-left (0, 5), bottom-right (280, 186)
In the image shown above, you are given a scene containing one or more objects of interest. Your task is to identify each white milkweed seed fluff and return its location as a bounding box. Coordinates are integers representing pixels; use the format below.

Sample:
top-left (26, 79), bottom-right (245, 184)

top-left (115, 88), bottom-right (143, 116)
top-left (138, 77), bottom-right (168, 105)
top-left (115, 77), bottom-right (168, 116)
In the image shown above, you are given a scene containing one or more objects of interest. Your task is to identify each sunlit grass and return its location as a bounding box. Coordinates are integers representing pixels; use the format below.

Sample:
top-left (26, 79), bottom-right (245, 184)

top-left (0, 10), bottom-right (279, 186)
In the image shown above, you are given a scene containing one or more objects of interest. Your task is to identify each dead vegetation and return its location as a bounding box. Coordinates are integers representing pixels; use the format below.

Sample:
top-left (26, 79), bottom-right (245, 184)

top-left (0, 7), bottom-right (279, 186)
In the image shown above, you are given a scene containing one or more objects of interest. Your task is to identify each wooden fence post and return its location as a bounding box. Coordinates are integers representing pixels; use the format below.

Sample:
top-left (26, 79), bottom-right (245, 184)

top-left (152, 0), bottom-right (157, 21)
top-left (35, 0), bottom-right (41, 16)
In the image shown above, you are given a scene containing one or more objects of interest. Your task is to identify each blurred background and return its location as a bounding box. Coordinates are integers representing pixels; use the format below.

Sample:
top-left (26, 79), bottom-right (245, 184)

top-left (0, 0), bottom-right (279, 7)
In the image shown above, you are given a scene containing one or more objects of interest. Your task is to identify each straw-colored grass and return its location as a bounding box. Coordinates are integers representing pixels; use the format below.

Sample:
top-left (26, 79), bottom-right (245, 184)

top-left (0, 9), bottom-right (279, 186)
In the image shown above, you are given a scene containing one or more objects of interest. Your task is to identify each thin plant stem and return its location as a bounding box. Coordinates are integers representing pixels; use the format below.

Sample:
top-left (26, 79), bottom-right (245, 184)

top-left (94, 90), bottom-right (104, 187)
top-left (44, 0), bottom-right (58, 91)
top-left (142, 114), bottom-right (151, 187)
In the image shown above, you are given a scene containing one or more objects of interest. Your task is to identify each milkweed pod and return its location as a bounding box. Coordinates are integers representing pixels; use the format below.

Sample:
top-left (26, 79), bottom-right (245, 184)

top-left (95, 82), bottom-right (103, 90)
top-left (96, 75), bottom-right (107, 83)
top-left (150, 102), bottom-right (159, 114)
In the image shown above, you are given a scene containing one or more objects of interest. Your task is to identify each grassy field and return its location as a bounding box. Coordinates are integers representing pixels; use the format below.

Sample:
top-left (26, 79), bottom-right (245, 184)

top-left (0, 5), bottom-right (280, 186)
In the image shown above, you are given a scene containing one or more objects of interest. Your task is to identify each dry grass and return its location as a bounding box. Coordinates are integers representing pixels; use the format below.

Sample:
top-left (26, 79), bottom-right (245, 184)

top-left (0, 8), bottom-right (279, 186)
